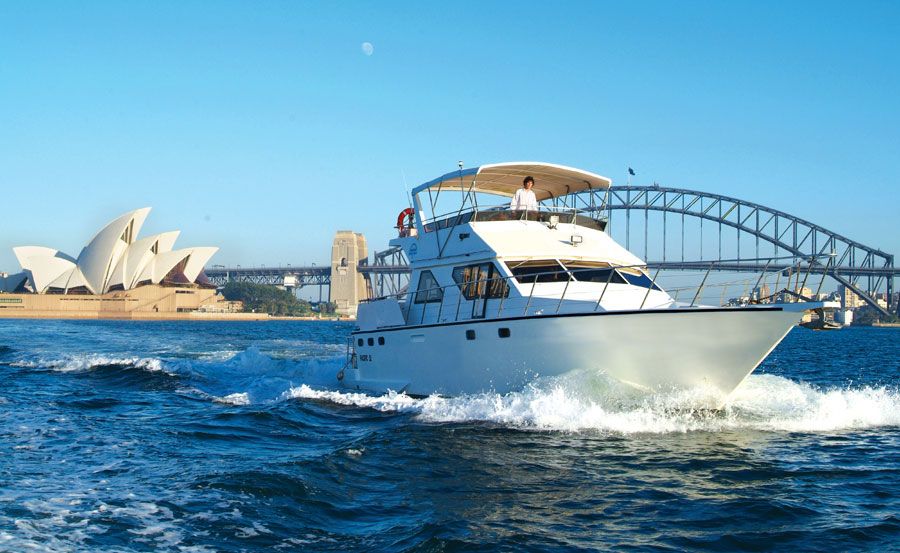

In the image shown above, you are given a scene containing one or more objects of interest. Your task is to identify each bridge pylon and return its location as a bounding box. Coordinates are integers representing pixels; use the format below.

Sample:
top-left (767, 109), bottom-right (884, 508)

top-left (329, 231), bottom-right (368, 317)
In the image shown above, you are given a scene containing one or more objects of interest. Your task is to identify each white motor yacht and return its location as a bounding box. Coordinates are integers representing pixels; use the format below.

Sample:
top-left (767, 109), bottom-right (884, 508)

top-left (345, 162), bottom-right (813, 403)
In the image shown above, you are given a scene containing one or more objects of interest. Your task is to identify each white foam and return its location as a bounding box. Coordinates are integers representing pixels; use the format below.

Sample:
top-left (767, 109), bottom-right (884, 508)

top-left (284, 371), bottom-right (900, 434)
top-left (12, 354), bottom-right (167, 374)
top-left (728, 374), bottom-right (900, 432)
top-left (190, 348), bottom-right (346, 405)
top-left (213, 392), bottom-right (251, 406)
top-left (283, 385), bottom-right (422, 411)
top-left (235, 522), bottom-right (273, 538)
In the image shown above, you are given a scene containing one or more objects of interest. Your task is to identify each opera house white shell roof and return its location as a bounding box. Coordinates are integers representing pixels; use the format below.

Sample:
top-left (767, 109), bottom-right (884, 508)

top-left (6, 208), bottom-right (218, 294)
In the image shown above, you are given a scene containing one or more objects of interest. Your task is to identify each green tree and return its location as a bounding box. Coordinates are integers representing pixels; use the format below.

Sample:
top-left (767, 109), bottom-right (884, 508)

top-left (852, 306), bottom-right (900, 326)
top-left (317, 301), bottom-right (338, 315)
top-left (221, 281), bottom-right (313, 316)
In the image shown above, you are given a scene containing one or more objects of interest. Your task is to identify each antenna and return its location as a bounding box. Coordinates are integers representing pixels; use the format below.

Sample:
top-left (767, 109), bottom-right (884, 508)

top-left (400, 169), bottom-right (412, 209)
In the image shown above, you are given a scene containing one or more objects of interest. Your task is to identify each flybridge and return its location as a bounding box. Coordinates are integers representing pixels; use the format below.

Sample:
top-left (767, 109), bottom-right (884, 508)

top-left (410, 161), bottom-right (612, 200)
top-left (409, 162), bottom-right (613, 237)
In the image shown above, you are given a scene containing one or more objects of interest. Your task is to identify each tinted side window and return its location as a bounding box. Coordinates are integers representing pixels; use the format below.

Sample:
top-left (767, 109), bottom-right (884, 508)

top-left (566, 267), bottom-right (627, 284)
top-left (619, 271), bottom-right (662, 291)
top-left (508, 260), bottom-right (569, 283)
top-left (452, 263), bottom-right (509, 300)
top-left (414, 270), bottom-right (444, 304)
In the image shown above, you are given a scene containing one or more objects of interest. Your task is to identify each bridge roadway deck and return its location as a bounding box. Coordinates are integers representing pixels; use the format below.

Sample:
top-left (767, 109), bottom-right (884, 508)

top-left (205, 261), bottom-right (896, 283)
top-left (205, 265), bottom-right (408, 278)
top-left (203, 265), bottom-right (409, 288)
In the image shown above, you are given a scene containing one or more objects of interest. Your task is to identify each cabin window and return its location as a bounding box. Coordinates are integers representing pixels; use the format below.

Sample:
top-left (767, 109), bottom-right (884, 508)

top-left (452, 263), bottom-right (509, 300)
top-left (378, 337), bottom-right (385, 345)
top-left (560, 260), bottom-right (628, 285)
top-left (357, 338), bottom-right (363, 347)
top-left (414, 270), bottom-right (444, 304)
top-left (367, 338), bottom-right (374, 346)
top-left (498, 328), bottom-right (511, 338)
top-left (465, 330), bottom-right (476, 340)
top-left (617, 268), bottom-right (662, 291)
top-left (507, 260), bottom-right (569, 283)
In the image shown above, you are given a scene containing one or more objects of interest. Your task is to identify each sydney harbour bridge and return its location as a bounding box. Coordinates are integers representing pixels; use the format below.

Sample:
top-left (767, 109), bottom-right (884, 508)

top-left (204, 185), bottom-right (898, 317)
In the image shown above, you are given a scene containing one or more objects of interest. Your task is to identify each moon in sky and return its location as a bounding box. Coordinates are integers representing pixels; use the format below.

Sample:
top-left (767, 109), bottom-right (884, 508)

top-left (361, 42), bottom-right (374, 56)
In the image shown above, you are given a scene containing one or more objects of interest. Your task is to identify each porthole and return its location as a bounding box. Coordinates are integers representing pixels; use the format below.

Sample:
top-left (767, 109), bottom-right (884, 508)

top-left (367, 338), bottom-right (374, 346)
top-left (465, 330), bottom-right (476, 341)
top-left (378, 337), bottom-right (385, 346)
top-left (498, 328), bottom-right (511, 338)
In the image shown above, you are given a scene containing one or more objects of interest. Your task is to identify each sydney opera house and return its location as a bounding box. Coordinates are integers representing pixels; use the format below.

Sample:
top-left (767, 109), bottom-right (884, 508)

top-left (0, 208), bottom-right (254, 319)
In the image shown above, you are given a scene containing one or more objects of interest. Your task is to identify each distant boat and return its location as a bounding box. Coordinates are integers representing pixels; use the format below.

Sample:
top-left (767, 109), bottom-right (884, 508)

top-left (801, 308), bottom-right (843, 330)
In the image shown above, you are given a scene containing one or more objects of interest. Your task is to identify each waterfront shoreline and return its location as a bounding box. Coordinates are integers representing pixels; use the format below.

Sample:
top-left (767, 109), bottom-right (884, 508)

top-left (0, 311), bottom-right (353, 322)
top-left (0, 311), bottom-right (267, 321)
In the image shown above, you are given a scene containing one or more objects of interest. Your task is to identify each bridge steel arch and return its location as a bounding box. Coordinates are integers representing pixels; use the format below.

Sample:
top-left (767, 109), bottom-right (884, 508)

top-left (599, 186), bottom-right (896, 316)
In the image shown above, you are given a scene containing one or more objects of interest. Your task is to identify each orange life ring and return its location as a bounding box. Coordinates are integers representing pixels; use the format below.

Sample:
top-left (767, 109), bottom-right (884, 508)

top-left (396, 208), bottom-right (415, 235)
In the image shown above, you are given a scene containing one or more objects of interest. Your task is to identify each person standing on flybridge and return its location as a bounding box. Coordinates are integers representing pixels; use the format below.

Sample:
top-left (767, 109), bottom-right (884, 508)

top-left (510, 175), bottom-right (539, 212)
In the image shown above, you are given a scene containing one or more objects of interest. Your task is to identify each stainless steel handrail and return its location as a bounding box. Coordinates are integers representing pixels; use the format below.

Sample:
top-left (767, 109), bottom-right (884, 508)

top-left (419, 203), bottom-right (605, 231)
top-left (362, 254), bottom-right (835, 326)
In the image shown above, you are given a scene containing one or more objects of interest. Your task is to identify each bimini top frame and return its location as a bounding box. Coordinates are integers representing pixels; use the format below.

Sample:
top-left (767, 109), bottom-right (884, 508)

top-left (411, 161), bottom-right (612, 202)
top-left (411, 162), bottom-right (613, 234)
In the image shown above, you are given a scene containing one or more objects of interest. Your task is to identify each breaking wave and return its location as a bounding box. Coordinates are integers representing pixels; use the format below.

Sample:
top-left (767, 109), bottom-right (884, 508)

top-left (284, 370), bottom-right (900, 434)
top-left (7, 346), bottom-right (897, 434)
top-left (10, 354), bottom-right (169, 374)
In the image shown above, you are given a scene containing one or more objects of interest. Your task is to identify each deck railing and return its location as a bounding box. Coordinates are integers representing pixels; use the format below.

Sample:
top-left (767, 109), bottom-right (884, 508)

top-left (416, 204), bottom-right (607, 234)
top-left (361, 254), bottom-right (836, 327)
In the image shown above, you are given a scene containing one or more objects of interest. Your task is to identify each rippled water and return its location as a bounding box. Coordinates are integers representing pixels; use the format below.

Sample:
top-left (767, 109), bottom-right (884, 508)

top-left (0, 320), bottom-right (897, 552)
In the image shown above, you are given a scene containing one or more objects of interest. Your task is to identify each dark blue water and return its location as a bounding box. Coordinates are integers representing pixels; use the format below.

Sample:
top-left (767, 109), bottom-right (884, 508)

top-left (0, 320), bottom-right (897, 552)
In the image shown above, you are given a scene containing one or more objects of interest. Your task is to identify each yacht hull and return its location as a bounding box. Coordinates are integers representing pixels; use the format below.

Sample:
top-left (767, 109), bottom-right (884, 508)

top-left (346, 307), bottom-right (799, 402)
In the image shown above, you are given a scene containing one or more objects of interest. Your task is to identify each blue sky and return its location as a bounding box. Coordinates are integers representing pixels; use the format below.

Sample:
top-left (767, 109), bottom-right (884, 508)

top-left (1, 1), bottom-right (898, 273)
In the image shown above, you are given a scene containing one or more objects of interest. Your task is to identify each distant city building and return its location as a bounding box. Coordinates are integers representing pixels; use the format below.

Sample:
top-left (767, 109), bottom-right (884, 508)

top-left (772, 286), bottom-right (812, 303)
top-left (752, 284), bottom-right (771, 304)
top-left (795, 286), bottom-right (813, 300)
top-left (837, 285), bottom-right (865, 309)
top-left (2, 208), bottom-right (217, 295)
top-left (835, 309), bottom-right (854, 326)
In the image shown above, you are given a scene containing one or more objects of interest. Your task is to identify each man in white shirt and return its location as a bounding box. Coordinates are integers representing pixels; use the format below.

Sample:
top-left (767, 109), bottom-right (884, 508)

top-left (510, 175), bottom-right (539, 213)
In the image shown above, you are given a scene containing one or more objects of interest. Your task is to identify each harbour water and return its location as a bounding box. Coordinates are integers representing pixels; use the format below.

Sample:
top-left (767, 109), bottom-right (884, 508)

top-left (0, 320), bottom-right (897, 552)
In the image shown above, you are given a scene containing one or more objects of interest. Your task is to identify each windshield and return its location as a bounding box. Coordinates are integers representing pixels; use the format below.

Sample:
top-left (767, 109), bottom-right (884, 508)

top-left (505, 259), bottom-right (661, 290)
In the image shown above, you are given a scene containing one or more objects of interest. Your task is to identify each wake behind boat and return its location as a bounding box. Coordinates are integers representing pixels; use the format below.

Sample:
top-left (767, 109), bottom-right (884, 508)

top-left (343, 162), bottom-right (822, 405)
